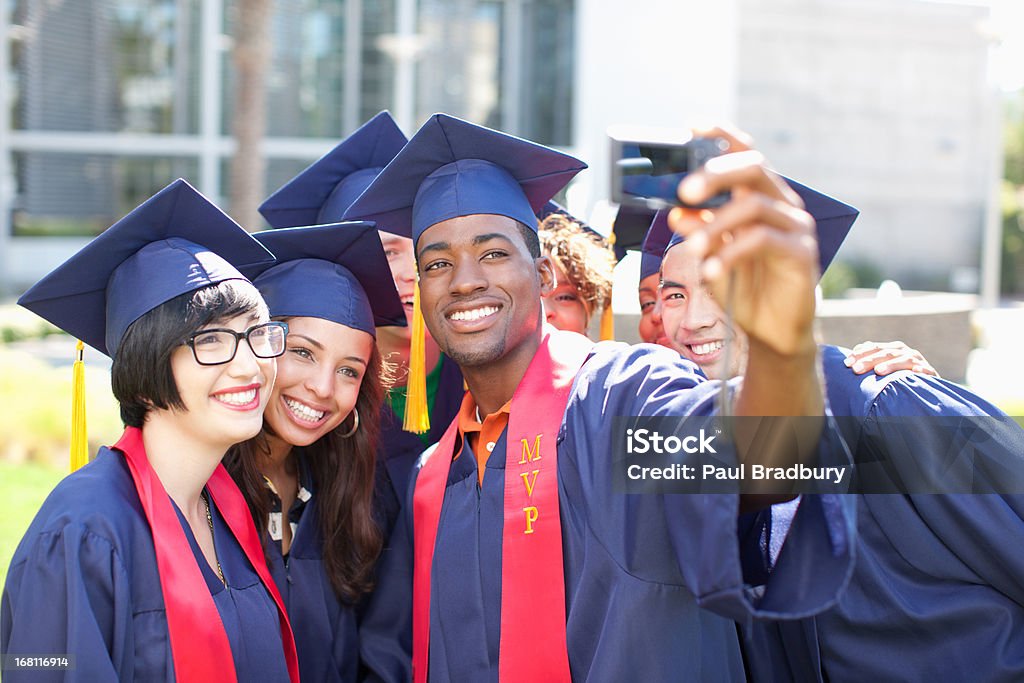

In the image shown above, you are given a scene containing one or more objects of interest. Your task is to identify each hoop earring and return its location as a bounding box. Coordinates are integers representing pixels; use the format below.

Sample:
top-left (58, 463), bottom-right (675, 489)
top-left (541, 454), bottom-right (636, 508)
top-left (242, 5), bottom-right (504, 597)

top-left (339, 407), bottom-right (360, 438)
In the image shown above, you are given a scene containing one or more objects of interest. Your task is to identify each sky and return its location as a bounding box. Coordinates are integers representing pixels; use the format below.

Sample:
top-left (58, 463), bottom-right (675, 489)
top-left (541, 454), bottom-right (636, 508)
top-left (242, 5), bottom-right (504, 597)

top-left (928, 0), bottom-right (1024, 91)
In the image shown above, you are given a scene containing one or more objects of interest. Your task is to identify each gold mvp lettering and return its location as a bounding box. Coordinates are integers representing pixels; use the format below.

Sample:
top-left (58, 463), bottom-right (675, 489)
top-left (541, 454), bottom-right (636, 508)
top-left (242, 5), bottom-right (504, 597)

top-left (519, 434), bottom-right (542, 534)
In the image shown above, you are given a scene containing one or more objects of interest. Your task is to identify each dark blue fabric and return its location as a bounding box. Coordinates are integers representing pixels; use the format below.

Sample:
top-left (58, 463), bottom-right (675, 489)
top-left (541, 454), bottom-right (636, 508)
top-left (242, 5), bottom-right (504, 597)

top-left (264, 454), bottom-right (361, 683)
top-left (0, 449), bottom-right (290, 682)
top-left (664, 177), bottom-right (857, 277)
top-left (173, 492), bottom-right (291, 683)
top-left (376, 355), bottom-right (465, 534)
top-left (343, 114), bottom-right (586, 244)
top-left (359, 342), bottom-right (856, 682)
top-left (744, 345), bottom-right (1024, 682)
top-left (609, 204), bottom-right (656, 262)
top-left (537, 200), bottom-right (598, 237)
top-left (245, 222), bottom-right (406, 333)
top-left (258, 111), bottom-right (408, 230)
top-left (16, 179), bottom-right (273, 357)
top-left (640, 210), bottom-right (672, 280)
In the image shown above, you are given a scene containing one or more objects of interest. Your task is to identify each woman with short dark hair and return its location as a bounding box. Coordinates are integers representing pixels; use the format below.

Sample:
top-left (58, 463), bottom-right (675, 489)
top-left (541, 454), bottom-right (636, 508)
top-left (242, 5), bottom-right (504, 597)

top-left (1, 180), bottom-right (298, 683)
top-left (223, 221), bottom-right (406, 683)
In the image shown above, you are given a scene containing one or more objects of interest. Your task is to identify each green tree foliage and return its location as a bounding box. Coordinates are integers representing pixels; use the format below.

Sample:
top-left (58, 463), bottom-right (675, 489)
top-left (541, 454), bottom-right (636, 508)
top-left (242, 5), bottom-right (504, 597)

top-left (1006, 92), bottom-right (1024, 186)
top-left (1003, 91), bottom-right (1024, 295)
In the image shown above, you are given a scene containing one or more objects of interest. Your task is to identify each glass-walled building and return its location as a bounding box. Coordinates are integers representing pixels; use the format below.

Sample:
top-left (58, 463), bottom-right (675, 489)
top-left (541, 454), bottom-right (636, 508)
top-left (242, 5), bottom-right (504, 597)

top-left (1, 0), bottom-right (575, 244)
top-left (0, 0), bottom-right (1000, 300)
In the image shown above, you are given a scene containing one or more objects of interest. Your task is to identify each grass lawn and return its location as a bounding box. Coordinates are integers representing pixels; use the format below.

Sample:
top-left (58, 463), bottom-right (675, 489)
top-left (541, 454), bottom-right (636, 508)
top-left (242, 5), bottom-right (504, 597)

top-left (0, 461), bottom-right (65, 587)
top-left (995, 400), bottom-right (1024, 429)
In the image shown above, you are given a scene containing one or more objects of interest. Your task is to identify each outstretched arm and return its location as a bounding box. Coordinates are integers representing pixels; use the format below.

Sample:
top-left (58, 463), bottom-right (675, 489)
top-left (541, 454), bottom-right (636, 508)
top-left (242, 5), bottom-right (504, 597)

top-left (670, 127), bottom-right (824, 499)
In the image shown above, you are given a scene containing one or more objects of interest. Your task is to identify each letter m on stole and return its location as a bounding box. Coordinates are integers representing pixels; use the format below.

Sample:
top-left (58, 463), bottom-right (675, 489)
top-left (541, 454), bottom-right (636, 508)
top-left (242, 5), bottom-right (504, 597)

top-left (519, 434), bottom-right (542, 465)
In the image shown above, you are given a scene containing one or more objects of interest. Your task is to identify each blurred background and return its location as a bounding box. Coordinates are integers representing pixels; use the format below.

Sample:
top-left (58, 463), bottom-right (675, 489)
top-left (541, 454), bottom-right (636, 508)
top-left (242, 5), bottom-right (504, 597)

top-left (1, 0), bottom-right (1023, 582)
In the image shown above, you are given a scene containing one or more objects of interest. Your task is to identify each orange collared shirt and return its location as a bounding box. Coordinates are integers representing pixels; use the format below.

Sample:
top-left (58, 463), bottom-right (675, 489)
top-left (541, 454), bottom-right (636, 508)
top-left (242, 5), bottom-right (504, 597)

top-left (455, 392), bottom-right (511, 487)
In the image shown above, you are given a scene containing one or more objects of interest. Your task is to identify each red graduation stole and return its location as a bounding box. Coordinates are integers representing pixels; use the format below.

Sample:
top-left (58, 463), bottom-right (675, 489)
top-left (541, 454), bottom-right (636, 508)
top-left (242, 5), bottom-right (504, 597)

top-left (114, 427), bottom-right (300, 683)
top-left (412, 328), bottom-right (594, 682)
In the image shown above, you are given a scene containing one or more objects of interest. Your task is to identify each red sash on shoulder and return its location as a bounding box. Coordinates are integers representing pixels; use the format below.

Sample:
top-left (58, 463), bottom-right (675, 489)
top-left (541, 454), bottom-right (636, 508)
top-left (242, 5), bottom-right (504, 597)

top-left (114, 427), bottom-right (300, 683)
top-left (412, 328), bottom-right (594, 682)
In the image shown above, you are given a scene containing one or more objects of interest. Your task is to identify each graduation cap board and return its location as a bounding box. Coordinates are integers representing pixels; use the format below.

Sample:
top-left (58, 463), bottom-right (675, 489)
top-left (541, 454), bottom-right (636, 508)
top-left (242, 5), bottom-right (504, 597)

top-left (17, 178), bottom-right (274, 471)
top-left (663, 176), bottom-right (860, 277)
top-left (343, 113), bottom-right (587, 245)
top-left (640, 210), bottom-right (673, 281)
top-left (259, 110), bottom-right (409, 229)
top-left (244, 222), bottom-right (406, 336)
top-left (343, 113), bottom-right (588, 432)
top-left (537, 200), bottom-right (604, 239)
top-left (786, 177), bottom-right (860, 274)
top-left (18, 178), bottom-right (274, 358)
top-left (609, 204), bottom-right (657, 263)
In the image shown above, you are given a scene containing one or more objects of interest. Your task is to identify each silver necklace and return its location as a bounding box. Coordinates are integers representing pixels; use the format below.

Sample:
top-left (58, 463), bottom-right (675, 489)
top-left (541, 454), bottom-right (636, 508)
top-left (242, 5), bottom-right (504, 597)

top-left (201, 492), bottom-right (227, 586)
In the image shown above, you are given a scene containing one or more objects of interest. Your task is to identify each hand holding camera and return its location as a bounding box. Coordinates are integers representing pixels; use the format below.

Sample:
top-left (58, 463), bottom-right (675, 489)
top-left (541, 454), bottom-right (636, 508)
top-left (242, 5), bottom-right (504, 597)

top-left (678, 125), bottom-right (818, 360)
top-left (611, 123), bottom-right (819, 360)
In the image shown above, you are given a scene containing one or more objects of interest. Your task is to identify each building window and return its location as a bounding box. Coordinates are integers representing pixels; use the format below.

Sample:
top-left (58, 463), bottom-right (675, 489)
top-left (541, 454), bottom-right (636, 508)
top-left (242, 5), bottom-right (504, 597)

top-left (11, 152), bottom-right (198, 236)
top-left (11, 0), bottom-right (201, 134)
top-left (2, 0), bottom-right (577, 243)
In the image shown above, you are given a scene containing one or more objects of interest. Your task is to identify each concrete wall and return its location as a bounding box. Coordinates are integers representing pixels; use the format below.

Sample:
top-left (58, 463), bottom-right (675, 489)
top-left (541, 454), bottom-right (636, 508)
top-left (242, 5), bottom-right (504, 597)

top-left (736, 0), bottom-right (997, 291)
top-left (817, 293), bottom-right (976, 382)
top-left (609, 292), bottom-right (976, 383)
top-left (571, 0), bottom-right (739, 216)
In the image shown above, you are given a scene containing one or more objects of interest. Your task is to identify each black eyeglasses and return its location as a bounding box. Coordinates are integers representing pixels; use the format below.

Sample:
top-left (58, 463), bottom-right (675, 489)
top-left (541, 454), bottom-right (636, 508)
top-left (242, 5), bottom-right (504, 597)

top-left (184, 321), bottom-right (289, 366)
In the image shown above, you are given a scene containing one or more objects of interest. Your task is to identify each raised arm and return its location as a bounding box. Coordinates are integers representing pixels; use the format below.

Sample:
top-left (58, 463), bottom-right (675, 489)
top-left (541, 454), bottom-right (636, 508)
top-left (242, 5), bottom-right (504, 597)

top-left (670, 126), bottom-right (824, 499)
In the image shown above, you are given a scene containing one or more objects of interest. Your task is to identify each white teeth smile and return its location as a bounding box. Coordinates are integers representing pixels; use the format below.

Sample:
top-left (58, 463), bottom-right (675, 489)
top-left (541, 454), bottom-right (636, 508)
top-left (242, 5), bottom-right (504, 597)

top-left (284, 397), bottom-right (325, 423)
top-left (216, 388), bottom-right (257, 406)
top-left (449, 306), bottom-right (499, 322)
top-left (690, 341), bottom-right (723, 356)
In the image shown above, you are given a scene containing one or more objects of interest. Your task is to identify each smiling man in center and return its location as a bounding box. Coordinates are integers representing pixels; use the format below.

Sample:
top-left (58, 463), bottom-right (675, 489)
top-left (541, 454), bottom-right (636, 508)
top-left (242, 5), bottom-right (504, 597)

top-left (346, 114), bottom-right (856, 683)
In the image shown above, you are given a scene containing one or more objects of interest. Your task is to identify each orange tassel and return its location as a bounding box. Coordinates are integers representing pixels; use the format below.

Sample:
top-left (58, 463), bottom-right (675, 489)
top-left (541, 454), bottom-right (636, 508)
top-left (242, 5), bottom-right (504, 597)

top-left (599, 304), bottom-right (615, 341)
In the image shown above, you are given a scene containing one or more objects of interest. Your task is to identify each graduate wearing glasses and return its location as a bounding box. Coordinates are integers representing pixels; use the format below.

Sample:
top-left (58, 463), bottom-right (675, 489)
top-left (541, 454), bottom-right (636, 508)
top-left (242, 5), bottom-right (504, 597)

top-left (1, 180), bottom-right (298, 683)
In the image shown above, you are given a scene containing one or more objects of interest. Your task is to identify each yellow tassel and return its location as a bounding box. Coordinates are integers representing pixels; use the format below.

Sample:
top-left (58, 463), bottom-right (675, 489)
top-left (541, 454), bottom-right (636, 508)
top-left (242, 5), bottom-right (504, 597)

top-left (403, 280), bottom-right (430, 434)
top-left (70, 340), bottom-right (89, 472)
top-left (599, 304), bottom-right (615, 341)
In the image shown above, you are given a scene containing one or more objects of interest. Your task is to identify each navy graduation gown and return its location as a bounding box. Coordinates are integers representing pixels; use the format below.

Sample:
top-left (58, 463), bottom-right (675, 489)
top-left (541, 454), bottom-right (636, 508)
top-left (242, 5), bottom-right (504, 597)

top-left (359, 342), bottom-right (856, 682)
top-left (745, 345), bottom-right (1024, 682)
top-left (174, 495), bottom-right (291, 683)
top-left (265, 454), bottom-right (361, 683)
top-left (1, 449), bottom-right (290, 683)
top-left (377, 355), bottom-right (464, 531)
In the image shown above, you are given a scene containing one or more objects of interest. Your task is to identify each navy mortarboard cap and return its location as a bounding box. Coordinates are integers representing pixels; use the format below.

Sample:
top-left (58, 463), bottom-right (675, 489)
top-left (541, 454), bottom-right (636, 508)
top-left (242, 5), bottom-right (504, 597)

top-left (18, 179), bottom-right (274, 358)
top-left (343, 113), bottom-right (587, 245)
top-left (538, 199), bottom-right (614, 243)
top-left (259, 111), bottom-right (408, 228)
top-left (609, 204), bottom-right (657, 262)
top-left (664, 176), bottom-right (859, 275)
top-left (538, 200), bottom-right (591, 232)
top-left (785, 177), bottom-right (858, 273)
top-left (639, 210), bottom-right (672, 280)
top-left (243, 223), bottom-right (406, 337)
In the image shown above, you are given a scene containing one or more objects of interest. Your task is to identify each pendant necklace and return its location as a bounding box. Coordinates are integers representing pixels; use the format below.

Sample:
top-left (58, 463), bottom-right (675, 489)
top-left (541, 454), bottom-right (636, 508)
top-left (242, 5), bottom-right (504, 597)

top-left (201, 492), bottom-right (227, 586)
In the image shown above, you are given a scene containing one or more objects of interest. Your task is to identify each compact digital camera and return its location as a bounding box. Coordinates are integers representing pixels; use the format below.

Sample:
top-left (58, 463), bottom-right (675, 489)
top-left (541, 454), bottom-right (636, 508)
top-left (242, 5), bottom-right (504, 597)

top-left (609, 125), bottom-right (730, 211)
